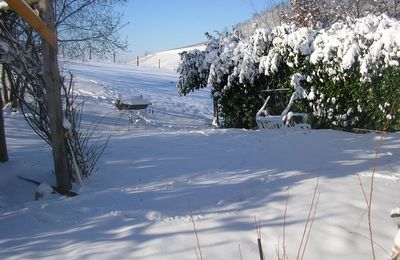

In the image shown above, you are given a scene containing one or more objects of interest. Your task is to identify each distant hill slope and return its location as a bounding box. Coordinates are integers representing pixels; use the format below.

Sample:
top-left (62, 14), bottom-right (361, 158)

top-left (132, 43), bottom-right (206, 71)
top-left (132, 5), bottom-right (285, 71)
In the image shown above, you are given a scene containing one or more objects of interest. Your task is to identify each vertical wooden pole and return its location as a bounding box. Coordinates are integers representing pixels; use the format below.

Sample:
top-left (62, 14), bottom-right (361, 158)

top-left (0, 89), bottom-right (8, 163)
top-left (137, 56), bottom-right (139, 66)
top-left (41, 0), bottom-right (71, 191)
top-left (113, 52), bottom-right (116, 63)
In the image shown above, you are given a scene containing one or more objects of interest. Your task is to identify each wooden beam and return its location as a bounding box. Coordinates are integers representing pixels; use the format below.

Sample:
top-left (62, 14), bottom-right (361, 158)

top-left (4, 0), bottom-right (57, 49)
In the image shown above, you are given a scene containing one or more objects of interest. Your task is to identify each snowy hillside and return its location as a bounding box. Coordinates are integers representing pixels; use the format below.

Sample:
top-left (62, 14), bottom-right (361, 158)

top-left (1, 61), bottom-right (400, 259)
top-left (133, 43), bottom-right (206, 70)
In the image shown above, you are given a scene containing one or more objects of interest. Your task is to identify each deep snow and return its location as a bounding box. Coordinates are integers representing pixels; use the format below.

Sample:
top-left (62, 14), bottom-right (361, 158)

top-left (1, 61), bottom-right (400, 259)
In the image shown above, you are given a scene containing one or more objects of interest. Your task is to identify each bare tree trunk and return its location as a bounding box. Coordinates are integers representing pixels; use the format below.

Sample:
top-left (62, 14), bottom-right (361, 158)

top-left (0, 88), bottom-right (8, 163)
top-left (41, 0), bottom-right (71, 191)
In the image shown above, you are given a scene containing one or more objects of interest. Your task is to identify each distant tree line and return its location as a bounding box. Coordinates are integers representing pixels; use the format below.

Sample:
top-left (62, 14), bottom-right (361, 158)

top-left (236, 0), bottom-right (400, 35)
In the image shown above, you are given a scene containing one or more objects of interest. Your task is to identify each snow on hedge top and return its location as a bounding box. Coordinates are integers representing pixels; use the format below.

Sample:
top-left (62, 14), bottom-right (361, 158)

top-left (310, 14), bottom-right (400, 80)
top-left (177, 14), bottom-right (400, 99)
top-left (260, 24), bottom-right (315, 76)
top-left (258, 14), bottom-right (400, 81)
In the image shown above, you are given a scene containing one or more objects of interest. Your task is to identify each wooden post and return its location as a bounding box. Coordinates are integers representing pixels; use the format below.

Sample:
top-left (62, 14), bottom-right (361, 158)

top-left (137, 56), bottom-right (139, 66)
top-left (41, 0), bottom-right (71, 191)
top-left (113, 52), bottom-right (116, 63)
top-left (0, 89), bottom-right (8, 163)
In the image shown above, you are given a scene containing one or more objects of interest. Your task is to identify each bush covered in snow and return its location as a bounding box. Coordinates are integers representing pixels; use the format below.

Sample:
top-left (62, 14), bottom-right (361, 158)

top-left (177, 14), bottom-right (400, 130)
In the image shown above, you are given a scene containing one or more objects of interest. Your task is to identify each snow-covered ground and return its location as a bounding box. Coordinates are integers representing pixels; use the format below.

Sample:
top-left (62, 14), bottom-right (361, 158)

top-left (1, 61), bottom-right (400, 259)
top-left (134, 43), bottom-right (206, 70)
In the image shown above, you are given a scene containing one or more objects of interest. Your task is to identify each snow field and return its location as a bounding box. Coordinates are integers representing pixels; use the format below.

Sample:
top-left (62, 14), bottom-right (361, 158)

top-left (0, 62), bottom-right (399, 259)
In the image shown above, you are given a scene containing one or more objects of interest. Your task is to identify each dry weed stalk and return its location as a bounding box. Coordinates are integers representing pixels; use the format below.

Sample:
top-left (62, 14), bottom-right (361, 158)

top-left (349, 231), bottom-right (391, 256)
top-left (301, 191), bottom-right (320, 260)
top-left (255, 217), bottom-right (264, 260)
top-left (282, 192), bottom-right (289, 260)
top-left (358, 105), bottom-right (395, 260)
top-left (238, 244), bottom-right (243, 260)
top-left (296, 176), bottom-right (320, 260)
top-left (189, 203), bottom-right (203, 260)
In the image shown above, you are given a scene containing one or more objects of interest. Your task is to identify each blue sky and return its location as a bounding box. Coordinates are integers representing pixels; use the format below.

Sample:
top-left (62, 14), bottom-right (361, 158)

top-left (117, 0), bottom-right (276, 60)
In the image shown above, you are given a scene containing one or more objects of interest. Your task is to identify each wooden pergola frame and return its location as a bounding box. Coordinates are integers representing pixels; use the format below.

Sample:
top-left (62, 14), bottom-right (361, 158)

top-left (3, 0), bottom-right (57, 48)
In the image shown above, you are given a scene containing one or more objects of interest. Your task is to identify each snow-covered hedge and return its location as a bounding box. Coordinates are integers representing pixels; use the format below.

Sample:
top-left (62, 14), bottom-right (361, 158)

top-left (177, 14), bottom-right (400, 130)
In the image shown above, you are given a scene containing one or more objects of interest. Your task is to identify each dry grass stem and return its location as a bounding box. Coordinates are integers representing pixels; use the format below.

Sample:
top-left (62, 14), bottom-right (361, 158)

top-left (238, 244), bottom-right (243, 260)
top-left (296, 176), bottom-right (320, 260)
top-left (194, 247), bottom-right (200, 260)
top-left (359, 105), bottom-right (395, 260)
top-left (189, 203), bottom-right (203, 260)
top-left (301, 191), bottom-right (320, 260)
top-left (349, 231), bottom-right (391, 257)
top-left (357, 175), bottom-right (369, 206)
top-left (282, 191), bottom-right (289, 260)
top-left (254, 217), bottom-right (264, 260)
top-left (276, 237), bottom-right (281, 260)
